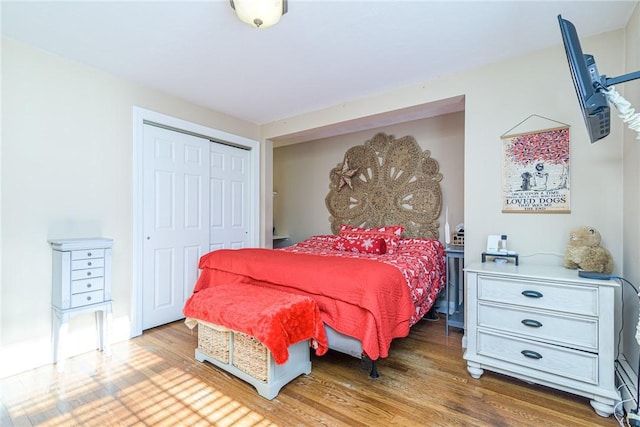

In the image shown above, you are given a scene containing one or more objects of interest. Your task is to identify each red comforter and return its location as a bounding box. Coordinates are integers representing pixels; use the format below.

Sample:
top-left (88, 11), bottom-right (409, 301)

top-left (190, 237), bottom-right (445, 360)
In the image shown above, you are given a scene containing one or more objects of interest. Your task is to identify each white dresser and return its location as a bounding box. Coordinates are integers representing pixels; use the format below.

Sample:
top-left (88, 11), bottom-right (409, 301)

top-left (464, 262), bottom-right (620, 417)
top-left (49, 237), bottom-right (113, 363)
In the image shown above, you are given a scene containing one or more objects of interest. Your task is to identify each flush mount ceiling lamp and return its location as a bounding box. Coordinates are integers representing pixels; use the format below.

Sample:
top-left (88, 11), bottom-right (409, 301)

top-left (230, 0), bottom-right (288, 29)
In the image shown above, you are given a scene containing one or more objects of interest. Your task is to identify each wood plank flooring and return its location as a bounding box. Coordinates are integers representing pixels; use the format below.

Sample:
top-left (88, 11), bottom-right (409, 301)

top-left (0, 317), bottom-right (622, 426)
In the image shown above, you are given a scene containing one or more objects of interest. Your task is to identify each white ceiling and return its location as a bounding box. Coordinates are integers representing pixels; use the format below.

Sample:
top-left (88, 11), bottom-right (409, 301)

top-left (2, 1), bottom-right (637, 128)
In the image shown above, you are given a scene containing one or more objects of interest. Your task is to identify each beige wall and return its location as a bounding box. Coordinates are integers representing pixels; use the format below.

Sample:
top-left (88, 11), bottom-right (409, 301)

top-left (266, 29), bottom-right (625, 270)
top-left (463, 30), bottom-right (624, 266)
top-left (273, 112), bottom-right (465, 244)
top-left (0, 38), bottom-right (260, 377)
top-left (622, 4), bottom-right (640, 371)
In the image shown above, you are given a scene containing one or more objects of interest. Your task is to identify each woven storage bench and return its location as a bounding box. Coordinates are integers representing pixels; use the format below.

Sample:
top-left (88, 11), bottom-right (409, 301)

top-left (195, 320), bottom-right (311, 400)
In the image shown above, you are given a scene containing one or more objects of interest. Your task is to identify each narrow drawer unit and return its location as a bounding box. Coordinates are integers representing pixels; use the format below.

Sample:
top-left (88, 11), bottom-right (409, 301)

top-left (50, 238), bottom-right (113, 310)
top-left (49, 237), bottom-right (114, 364)
top-left (464, 263), bottom-right (620, 418)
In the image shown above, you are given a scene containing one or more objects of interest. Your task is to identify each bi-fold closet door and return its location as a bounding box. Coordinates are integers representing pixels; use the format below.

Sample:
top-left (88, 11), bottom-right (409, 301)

top-left (142, 124), bottom-right (249, 330)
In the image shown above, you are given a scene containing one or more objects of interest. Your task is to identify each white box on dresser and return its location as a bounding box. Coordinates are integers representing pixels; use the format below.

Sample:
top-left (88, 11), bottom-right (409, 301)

top-left (49, 237), bottom-right (113, 364)
top-left (464, 262), bottom-right (620, 417)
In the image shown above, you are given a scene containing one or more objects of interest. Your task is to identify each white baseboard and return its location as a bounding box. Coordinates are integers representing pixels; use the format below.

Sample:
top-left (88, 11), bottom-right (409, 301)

top-left (616, 355), bottom-right (638, 415)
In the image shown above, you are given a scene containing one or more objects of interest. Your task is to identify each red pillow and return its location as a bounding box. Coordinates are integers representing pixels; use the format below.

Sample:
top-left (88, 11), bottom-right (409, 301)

top-left (333, 236), bottom-right (387, 255)
top-left (338, 224), bottom-right (404, 254)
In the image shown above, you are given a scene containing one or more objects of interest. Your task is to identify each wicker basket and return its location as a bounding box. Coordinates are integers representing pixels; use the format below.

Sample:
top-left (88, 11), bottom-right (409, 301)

top-left (233, 332), bottom-right (269, 382)
top-left (451, 232), bottom-right (464, 246)
top-left (198, 322), bottom-right (231, 364)
top-left (194, 318), bottom-right (312, 400)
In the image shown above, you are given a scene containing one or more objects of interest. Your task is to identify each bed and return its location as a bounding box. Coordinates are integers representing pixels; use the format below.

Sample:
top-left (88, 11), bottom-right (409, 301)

top-left (185, 132), bottom-right (446, 376)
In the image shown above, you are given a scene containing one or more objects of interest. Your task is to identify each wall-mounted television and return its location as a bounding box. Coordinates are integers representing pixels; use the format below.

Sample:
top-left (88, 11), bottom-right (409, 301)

top-left (558, 15), bottom-right (640, 143)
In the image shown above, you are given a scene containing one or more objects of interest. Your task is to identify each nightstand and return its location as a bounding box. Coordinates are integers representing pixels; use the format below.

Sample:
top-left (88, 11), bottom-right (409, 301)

top-left (273, 235), bottom-right (292, 248)
top-left (464, 262), bottom-right (620, 417)
top-left (49, 237), bottom-right (113, 364)
top-left (445, 245), bottom-right (464, 335)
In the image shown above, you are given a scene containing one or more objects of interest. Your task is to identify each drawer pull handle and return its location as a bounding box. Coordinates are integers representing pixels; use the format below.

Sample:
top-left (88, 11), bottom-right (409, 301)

top-left (521, 290), bottom-right (543, 298)
top-left (86, 272), bottom-right (92, 276)
top-left (521, 350), bottom-right (543, 359)
top-left (87, 252), bottom-right (92, 257)
top-left (86, 283), bottom-right (92, 288)
top-left (521, 319), bottom-right (543, 328)
top-left (87, 296), bottom-right (92, 301)
top-left (87, 261), bottom-right (92, 266)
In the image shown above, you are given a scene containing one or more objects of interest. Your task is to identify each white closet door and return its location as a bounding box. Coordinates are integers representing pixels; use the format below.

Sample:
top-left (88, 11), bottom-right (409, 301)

top-left (209, 143), bottom-right (250, 250)
top-left (142, 124), bottom-right (210, 330)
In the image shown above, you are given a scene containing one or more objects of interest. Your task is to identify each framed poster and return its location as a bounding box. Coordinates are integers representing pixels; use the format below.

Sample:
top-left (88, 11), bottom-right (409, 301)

top-left (502, 126), bottom-right (570, 213)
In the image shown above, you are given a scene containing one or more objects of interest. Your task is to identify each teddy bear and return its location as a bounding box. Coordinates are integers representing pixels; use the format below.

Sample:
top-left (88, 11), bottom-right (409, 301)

top-left (563, 226), bottom-right (613, 274)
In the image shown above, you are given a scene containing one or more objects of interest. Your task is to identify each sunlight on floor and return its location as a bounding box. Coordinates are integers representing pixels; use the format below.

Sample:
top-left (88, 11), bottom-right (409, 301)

top-left (1, 344), bottom-right (280, 426)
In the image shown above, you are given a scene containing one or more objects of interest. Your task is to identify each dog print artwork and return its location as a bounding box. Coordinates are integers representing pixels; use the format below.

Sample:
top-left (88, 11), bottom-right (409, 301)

top-left (502, 127), bottom-right (570, 213)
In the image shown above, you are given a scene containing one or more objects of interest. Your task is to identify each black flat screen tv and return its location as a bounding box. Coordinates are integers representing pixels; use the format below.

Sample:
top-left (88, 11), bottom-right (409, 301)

top-left (558, 15), bottom-right (640, 143)
top-left (558, 15), bottom-right (610, 143)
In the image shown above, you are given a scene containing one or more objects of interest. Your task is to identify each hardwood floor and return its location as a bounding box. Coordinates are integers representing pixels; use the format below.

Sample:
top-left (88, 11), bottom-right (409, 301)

top-left (1, 317), bottom-right (622, 426)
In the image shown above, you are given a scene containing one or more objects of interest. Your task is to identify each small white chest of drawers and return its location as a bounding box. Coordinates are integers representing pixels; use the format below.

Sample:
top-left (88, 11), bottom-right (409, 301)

top-left (49, 237), bottom-right (113, 363)
top-left (464, 262), bottom-right (620, 417)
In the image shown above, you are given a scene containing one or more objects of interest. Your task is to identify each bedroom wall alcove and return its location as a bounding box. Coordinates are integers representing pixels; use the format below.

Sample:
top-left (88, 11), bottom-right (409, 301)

top-left (272, 109), bottom-right (465, 247)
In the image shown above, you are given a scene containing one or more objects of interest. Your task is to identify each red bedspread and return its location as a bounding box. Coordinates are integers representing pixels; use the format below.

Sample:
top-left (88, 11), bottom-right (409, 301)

top-left (283, 236), bottom-right (446, 325)
top-left (183, 283), bottom-right (328, 364)
top-left (190, 237), bottom-right (445, 360)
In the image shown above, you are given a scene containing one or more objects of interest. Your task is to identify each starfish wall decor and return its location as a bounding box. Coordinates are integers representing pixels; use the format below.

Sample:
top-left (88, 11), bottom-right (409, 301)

top-left (337, 157), bottom-right (358, 191)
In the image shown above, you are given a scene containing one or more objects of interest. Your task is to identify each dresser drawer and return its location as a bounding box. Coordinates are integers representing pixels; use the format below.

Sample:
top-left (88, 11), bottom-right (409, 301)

top-left (477, 329), bottom-right (598, 384)
top-left (71, 258), bottom-right (105, 270)
top-left (71, 267), bottom-right (104, 281)
top-left (70, 289), bottom-right (105, 307)
top-left (71, 277), bottom-right (105, 295)
top-left (477, 302), bottom-right (598, 351)
top-left (71, 249), bottom-right (105, 260)
top-left (477, 276), bottom-right (598, 316)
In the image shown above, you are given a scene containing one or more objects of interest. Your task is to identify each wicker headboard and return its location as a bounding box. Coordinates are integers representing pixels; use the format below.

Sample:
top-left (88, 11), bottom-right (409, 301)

top-left (325, 132), bottom-right (443, 239)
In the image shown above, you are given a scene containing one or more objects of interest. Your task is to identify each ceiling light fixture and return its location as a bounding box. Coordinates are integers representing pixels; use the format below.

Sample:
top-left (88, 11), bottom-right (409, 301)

top-left (230, 0), bottom-right (288, 29)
